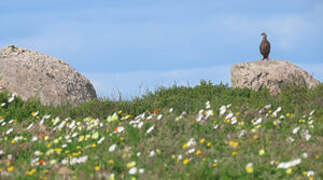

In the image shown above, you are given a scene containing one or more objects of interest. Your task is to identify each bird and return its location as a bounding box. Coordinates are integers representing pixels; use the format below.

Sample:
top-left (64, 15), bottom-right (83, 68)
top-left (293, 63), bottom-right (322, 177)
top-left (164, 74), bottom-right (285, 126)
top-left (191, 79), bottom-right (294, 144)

top-left (259, 32), bottom-right (271, 61)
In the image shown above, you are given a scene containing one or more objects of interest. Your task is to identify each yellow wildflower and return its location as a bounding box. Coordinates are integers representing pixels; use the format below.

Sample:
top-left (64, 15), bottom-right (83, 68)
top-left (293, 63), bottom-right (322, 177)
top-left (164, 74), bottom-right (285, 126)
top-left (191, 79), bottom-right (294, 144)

top-left (253, 135), bottom-right (258, 140)
top-left (182, 143), bottom-right (188, 149)
top-left (78, 135), bottom-right (84, 142)
top-left (7, 166), bottom-right (14, 172)
top-left (94, 166), bottom-right (100, 171)
top-left (91, 144), bottom-right (96, 148)
top-left (245, 163), bottom-right (253, 173)
top-left (229, 141), bottom-right (238, 148)
top-left (156, 149), bottom-right (161, 154)
top-left (120, 137), bottom-right (125, 141)
top-left (298, 119), bottom-right (306, 123)
top-left (11, 139), bottom-right (16, 144)
top-left (259, 149), bottom-right (265, 156)
top-left (200, 138), bottom-right (205, 144)
top-left (85, 134), bottom-right (91, 140)
top-left (232, 151), bottom-right (238, 156)
top-left (183, 158), bottom-right (190, 165)
top-left (195, 150), bottom-right (202, 155)
top-left (207, 142), bottom-right (212, 147)
top-left (118, 110), bottom-right (123, 114)
top-left (108, 160), bottom-right (114, 164)
top-left (127, 161), bottom-right (136, 169)
top-left (92, 132), bottom-right (99, 139)
top-left (31, 111), bottom-right (39, 117)
top-left (55, 148), bottom-right (62, 154)
top-left (53, 139), bottom-right (59, 144)
top-left (25, 168), bottom-right (36, 175)
top-left (286, 168), bottom-right (292, 174)
top-left (315, 155), bottom-right (319, 160)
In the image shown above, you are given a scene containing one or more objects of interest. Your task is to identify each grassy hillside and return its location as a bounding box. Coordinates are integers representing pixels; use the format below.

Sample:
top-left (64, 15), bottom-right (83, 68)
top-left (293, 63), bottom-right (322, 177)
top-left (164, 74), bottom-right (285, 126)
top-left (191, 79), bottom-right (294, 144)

top-left (0, 82), bottom-right (322, 179)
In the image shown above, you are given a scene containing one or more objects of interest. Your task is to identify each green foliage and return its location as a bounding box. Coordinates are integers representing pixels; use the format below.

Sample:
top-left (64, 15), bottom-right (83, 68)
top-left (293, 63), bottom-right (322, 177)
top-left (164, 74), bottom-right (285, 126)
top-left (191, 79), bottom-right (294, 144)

top-left (0, 82), bottom-right (321, 179)
top-left (1, 81), bottom-right (322, 122)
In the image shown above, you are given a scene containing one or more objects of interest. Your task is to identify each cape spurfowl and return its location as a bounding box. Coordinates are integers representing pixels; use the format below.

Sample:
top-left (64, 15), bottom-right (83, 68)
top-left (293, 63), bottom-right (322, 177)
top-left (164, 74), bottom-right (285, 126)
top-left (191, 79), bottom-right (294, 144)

top-left (260, 32), bottom-right (271, 61)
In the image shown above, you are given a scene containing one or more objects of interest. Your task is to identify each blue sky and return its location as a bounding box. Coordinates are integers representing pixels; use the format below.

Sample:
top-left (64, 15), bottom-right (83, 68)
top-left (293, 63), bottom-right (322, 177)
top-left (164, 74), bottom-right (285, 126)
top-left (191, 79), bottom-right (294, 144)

top-left (1, 0), bottom-right (322, 99)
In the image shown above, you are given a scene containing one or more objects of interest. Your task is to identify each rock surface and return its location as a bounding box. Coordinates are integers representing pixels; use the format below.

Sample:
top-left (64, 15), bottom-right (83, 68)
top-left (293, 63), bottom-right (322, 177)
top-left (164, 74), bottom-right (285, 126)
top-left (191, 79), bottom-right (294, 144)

top-left (0, 45), bottom-right (97, 106)
top-left (231, 60), bottom-right (320, 95)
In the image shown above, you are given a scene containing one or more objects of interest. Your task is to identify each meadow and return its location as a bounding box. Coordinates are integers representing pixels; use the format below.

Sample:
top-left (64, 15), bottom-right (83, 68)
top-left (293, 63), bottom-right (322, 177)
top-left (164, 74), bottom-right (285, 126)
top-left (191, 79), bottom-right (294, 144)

top-left (0, 81), bottom-right (322, 179)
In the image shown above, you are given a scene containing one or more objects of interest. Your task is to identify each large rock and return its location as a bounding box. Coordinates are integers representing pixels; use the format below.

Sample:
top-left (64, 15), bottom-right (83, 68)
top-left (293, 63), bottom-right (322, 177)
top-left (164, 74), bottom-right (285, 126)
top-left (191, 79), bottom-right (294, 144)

top-left (231, 60), bottom-right (320, 95)
top-left (0, 45), bottom-right (97, 106)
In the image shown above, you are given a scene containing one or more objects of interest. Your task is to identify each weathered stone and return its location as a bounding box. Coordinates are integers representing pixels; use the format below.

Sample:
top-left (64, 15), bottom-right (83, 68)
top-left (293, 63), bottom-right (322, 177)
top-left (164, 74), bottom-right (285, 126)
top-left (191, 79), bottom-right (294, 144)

top-left (231, 60), bottom-right (320, 95)
top-left (0, 45), bottom-right (97, 106)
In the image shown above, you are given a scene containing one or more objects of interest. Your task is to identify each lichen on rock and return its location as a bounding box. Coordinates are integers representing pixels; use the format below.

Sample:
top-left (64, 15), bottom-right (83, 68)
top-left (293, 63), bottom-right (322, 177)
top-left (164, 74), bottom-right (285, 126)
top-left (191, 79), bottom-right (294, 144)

top-left (0, 45), bottom-right (97, 106)
top-left (230, 60), bottom-right (320, 95)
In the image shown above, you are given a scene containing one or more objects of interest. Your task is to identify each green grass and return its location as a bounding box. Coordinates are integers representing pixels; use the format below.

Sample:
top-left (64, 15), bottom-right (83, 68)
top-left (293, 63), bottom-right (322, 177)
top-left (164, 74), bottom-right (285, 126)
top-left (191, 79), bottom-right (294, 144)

top-left (0, 81), bottom-right (322, 179)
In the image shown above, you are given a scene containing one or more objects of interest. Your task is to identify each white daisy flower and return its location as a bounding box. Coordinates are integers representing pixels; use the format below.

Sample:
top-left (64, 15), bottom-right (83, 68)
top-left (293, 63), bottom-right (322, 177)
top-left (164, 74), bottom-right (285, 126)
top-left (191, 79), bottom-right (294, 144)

top-left (206, 101), bottom-right (211, 109)
top-left (307, 170), bottom-right (314, 177)
top-left (32, 136), bottom-right (38, 142)
top-left (157, 114), bottom-right (163, 120)
top-left (97, 137), bottom-right (105, 144)
top-left (139, 168), bottom-right (145, 174)
top-left (277, 158), bottom-right (301, 169)
top-left (302, 152), bottom-right (308, 158)
top-left (225, 112), bottom-right (233, 120)
top-left (146, 125), bottom-right (155, 134)
top-left (129, 167), bottom-right (137, 175)
top-left (6, 128), bottom-right (13, 135)
top-left (292, 127), bottom-right (300, 134)
top-left (8, 96), bottom-right (15, 103)
top-left (149, 150), bottom-right (156, 157)
top-left (109, 144), bottom-right (117, 152)
top-left (219, 105), bottom-right (227, 115)
top-left (253, 118), bottom-right (262, 125)
top-left (186, 138), bottom-right (196, 147)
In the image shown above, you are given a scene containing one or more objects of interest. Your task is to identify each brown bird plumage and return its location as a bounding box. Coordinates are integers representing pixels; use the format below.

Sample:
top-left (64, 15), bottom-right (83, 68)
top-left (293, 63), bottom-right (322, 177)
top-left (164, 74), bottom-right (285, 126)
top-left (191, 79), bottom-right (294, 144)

top-left (259, 32), bottom-right (270, 61)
